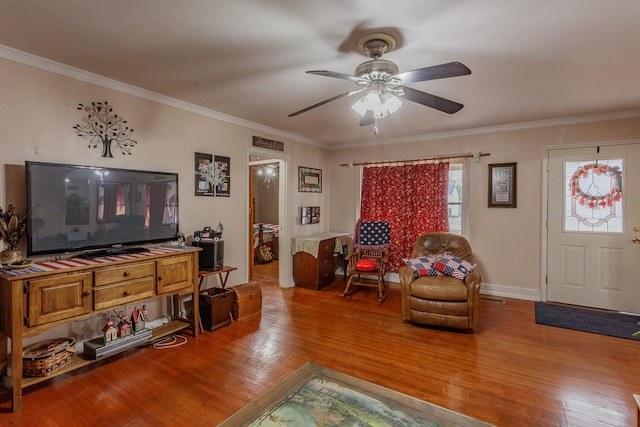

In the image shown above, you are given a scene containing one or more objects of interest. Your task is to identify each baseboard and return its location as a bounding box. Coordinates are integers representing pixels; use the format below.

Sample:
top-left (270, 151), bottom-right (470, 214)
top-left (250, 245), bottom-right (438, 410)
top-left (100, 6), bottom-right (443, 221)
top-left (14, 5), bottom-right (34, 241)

top-left (479, 282), bottom-right (540, 301)
top-left (385, 273), bottom-right (540, 302)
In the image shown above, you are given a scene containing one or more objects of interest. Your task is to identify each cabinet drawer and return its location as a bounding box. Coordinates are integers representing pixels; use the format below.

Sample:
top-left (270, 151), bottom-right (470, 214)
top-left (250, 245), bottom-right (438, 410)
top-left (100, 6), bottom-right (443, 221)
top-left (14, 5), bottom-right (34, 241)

top-left (27, 272), bottom-right (93, 326)
top-left (94, 261), bottom-right (155, 286)
top-left (157, 254), bottom-right (193, 294)
top-left (94, 277), bottom-right (155, 310)
top-left (318, 257), bottom-right (334, 274)
top-left (318, 239), bottom-right (335, 257)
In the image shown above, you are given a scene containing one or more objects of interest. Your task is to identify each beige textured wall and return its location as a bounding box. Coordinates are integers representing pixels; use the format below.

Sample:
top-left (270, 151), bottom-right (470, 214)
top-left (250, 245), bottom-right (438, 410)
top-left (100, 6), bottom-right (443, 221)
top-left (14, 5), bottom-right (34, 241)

top-left (2, 55), bottom-right (640, 301)
top-left (329, 118), bottom-right (640, 298)
top-left (0, 57), bottom-right (332, 290)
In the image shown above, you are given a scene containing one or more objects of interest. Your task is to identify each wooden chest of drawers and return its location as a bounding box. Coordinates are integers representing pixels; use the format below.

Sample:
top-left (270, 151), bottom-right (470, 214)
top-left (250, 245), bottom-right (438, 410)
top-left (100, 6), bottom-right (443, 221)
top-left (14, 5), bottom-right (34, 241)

top-left (292, 236), bottom-right (338, 290)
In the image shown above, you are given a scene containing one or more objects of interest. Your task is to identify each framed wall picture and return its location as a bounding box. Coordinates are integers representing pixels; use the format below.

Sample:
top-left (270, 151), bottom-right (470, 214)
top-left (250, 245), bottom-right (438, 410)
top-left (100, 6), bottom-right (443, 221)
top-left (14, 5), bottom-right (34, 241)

top-left (301, 206), bottom-right (320, 225)
top-left (213, 155), bottom-right (231, 197)
top-left (195, 152), bottom-right (214, 196)
top-left (298, 167), bottom-right (322, 193)
top-left (195, 152), bottom-right (231, 197)
top-left (488, 162), bottom-right (517, 208)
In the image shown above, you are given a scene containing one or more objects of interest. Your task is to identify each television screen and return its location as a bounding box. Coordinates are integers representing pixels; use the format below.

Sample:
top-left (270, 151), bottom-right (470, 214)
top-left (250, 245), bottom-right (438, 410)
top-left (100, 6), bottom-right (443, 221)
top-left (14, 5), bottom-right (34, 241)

top-left (26, 161), bottom-right (179, 256)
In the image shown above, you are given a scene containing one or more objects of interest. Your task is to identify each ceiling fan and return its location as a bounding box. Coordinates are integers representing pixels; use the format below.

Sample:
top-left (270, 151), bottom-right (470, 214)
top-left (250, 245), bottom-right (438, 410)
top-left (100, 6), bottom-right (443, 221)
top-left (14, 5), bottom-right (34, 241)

top-left (288, 32), bottom-right (471, 127)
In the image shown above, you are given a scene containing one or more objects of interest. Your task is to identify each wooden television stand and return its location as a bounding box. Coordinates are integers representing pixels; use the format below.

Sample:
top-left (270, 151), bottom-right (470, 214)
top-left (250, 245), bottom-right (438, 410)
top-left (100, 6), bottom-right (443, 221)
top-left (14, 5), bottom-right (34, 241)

top-left (0, 246), bottom-right (200, 412)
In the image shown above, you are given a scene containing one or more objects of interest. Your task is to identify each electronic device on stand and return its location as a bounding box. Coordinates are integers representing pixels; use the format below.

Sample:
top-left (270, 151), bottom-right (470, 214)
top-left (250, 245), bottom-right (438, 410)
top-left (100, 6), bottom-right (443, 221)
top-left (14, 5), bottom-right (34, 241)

top-left (193, 226), bottom-right (224, 271)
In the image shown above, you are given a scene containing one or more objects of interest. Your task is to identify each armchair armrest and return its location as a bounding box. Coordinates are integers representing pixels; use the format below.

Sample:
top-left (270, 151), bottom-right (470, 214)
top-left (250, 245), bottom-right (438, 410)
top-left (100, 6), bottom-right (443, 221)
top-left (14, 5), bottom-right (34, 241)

top-left (399, 266), bottom-right (415, 287)
top-left (463, 271), bottom-right (482, 297)
top-left (398, 266), bottom-right (415, 322)
top-left (463, 270), bottom-right (483, 328)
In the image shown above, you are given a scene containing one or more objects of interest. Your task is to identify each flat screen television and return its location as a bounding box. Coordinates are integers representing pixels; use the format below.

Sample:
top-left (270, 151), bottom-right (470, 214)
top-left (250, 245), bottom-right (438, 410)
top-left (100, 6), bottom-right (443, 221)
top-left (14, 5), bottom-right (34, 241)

top-left (26, 161), bottom-right (179, 256)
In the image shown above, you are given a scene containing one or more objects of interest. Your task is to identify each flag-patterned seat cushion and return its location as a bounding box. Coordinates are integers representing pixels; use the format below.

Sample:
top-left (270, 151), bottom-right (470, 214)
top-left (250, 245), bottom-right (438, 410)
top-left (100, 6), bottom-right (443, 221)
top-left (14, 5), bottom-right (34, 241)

top-left (433, 252), bottom-right (476, 280)
top-left (402, 256), bottom-right (443, 278)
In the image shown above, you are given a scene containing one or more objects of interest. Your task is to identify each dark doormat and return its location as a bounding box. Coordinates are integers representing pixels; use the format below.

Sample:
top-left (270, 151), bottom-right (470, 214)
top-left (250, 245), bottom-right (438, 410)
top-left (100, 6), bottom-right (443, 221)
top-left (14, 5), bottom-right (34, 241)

top-left (535, 302), bottom-right (640, 341)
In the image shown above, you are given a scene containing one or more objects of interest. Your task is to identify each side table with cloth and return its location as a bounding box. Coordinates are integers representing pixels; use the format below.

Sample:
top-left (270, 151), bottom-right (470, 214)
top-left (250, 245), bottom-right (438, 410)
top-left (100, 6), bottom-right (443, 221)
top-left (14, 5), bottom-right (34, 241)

top-left (292, 232), bottom-right (351, 290)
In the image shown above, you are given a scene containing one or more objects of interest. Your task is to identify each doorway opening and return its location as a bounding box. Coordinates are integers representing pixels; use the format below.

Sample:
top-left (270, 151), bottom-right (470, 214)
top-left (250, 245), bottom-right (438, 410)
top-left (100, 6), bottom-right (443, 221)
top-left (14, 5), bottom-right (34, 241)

top-left (248, 150), bottom-right (289, 287)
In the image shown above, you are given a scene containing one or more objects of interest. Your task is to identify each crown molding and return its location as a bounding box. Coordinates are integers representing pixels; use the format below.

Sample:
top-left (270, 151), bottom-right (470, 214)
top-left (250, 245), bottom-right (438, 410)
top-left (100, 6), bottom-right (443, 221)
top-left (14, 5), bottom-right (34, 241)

top-left (0, 44), bottom-right (320, 147)
top-left (3, 44), bottom-right (639, 152)
top-left (330, 109), bottom-right (640, 150)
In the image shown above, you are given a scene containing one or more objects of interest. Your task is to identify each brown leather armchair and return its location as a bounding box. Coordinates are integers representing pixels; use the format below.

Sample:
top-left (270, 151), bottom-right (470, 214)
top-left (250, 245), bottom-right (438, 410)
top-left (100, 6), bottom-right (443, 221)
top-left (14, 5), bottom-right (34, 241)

top-left (399, 233), bottom-right (482, 330)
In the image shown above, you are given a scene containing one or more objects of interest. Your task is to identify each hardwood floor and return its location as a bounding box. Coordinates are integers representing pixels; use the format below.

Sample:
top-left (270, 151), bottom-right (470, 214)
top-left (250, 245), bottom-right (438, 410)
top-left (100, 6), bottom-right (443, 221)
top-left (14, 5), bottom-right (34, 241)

top-left (2, 261), bottom-right (639, 426)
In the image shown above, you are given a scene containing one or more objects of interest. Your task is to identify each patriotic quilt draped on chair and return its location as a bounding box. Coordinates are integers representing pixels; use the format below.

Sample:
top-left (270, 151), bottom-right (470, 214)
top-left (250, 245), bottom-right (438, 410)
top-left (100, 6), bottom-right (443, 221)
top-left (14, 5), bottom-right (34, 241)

top-left (343, 220), bottom-right (391, 303)
top-left (354, 220), bottom-right (391, 251)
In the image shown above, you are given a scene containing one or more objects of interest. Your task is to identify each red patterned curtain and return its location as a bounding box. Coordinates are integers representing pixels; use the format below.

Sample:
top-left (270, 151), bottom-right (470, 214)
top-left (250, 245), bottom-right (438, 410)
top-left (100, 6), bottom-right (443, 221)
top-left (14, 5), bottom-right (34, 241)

top-left (360, 162), bottom-right (450, 271)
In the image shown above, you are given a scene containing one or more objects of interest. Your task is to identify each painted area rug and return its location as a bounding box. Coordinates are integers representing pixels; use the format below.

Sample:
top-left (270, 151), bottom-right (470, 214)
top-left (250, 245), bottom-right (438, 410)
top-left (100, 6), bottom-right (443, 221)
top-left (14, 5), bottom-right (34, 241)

top-left (218, 362), bottom-right (494, 427)
top-left (535, 302), bottom-right (640, 341)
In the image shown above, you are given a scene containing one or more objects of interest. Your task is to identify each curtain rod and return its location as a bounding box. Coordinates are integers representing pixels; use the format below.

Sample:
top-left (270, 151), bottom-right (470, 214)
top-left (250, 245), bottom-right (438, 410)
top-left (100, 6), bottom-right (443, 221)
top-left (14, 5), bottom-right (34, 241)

top-left (339, 152), bottom-right (491, 167)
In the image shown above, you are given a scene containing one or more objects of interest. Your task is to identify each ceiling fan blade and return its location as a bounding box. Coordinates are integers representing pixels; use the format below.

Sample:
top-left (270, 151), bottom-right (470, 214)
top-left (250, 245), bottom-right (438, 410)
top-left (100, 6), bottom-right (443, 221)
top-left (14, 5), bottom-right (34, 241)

top-left (307, 70), bottom-right (369, 84)
top-left (391, 61), bottom-right (471, 84)
top-left (397, 86), bottom-right (464, 114)
top-left (288, 89), bottom-right (365, 117)
top-left (359, 111), bottom-right (375, 126)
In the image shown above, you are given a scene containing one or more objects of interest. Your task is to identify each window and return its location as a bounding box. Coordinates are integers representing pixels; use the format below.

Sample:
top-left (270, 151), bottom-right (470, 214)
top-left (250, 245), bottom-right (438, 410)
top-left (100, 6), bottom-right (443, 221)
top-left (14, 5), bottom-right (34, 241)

top-left (564, 159), bottom-right (623, 233)
top-left (448, 162), bottom-right (463, 235)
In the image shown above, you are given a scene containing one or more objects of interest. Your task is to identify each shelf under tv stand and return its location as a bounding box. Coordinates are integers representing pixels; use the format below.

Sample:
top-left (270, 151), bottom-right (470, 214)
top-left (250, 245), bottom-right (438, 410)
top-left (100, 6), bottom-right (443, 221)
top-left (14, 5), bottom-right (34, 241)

top-left (21, 319), bottom-right (190, 389)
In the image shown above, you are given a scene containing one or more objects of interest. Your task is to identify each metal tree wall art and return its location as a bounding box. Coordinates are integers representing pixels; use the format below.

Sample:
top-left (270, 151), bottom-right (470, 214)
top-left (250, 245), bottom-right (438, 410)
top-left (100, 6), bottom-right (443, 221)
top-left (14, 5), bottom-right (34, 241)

top-left (198, 157), bottom-right (230, 196)
top-left (198, 162), bottom-right (226, 189)
top-left (73, 101), bottom-right (137, 158)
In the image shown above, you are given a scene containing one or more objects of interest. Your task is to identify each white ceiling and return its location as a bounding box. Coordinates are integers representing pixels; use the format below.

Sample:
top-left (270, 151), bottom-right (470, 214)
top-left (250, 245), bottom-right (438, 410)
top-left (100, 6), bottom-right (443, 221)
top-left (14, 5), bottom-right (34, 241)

top-left (1, 1), bottom-right (640, 148)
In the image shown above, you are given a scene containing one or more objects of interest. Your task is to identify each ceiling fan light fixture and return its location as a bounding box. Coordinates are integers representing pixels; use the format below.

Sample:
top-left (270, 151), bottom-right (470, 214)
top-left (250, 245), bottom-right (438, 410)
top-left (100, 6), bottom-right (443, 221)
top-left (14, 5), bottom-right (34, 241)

top-left (352, 89), bottom-right (402, 119)
top-left (382, 92), bottom-right (402, 114)
top-left (351, 90), bottom-right (382, 117)
top-left (351, 96), bottom-right (369, 116)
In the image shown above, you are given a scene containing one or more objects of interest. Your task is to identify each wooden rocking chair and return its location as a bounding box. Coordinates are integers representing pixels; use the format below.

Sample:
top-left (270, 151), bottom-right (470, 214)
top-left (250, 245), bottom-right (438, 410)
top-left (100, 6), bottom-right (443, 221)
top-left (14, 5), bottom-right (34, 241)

top-left (342, 221), bottom-right (391, 303)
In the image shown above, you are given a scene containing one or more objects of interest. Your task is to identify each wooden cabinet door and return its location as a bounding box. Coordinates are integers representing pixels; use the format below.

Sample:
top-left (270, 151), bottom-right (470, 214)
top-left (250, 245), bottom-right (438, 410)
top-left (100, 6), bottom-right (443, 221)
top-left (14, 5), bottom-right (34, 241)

top-left (27, 272), bottom-right (93, 326)
top-left (157, 254), bottom-right (193, 294)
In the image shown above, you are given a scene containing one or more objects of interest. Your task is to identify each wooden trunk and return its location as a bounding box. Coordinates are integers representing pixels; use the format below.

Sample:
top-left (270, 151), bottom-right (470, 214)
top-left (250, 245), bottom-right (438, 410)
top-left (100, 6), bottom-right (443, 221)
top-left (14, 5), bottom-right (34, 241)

top-left (230, 282), bottom-right (262, 320)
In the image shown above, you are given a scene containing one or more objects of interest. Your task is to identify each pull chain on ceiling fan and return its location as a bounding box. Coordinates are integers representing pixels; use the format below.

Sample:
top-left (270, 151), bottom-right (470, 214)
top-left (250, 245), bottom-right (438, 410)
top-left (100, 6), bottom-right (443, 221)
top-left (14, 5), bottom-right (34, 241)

top-left (288, 32), bottom-right (471, 133)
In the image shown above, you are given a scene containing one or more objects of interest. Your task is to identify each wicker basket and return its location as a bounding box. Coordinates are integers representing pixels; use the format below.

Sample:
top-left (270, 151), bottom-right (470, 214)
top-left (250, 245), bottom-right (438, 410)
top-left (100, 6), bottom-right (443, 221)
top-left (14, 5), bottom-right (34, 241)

top-left (22, 337), bottom-right (76, 378)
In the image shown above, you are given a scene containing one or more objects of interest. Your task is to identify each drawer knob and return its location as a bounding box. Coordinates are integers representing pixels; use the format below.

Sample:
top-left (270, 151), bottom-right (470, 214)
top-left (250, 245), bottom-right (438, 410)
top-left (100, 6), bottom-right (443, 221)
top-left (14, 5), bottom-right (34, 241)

top-left (123, 271), bottom-right (131, 277)
top-left (123, 290), bottom-right (131, 297)
top-left (157, 275), bottom-right (164, 281)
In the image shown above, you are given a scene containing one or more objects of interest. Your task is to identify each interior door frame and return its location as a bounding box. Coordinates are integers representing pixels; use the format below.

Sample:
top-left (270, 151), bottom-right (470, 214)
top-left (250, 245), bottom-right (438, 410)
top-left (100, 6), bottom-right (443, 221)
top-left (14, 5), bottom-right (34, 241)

top-left (246, 146), bottom-right (292, 288)
top-left (541, 139), bottom-right (640, 303)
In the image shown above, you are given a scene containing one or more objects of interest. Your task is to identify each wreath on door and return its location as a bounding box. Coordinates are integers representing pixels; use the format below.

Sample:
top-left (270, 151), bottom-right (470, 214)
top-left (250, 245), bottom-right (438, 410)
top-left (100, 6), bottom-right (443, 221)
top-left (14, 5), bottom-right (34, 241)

top-left (569, 163), bottom-right (622, 208)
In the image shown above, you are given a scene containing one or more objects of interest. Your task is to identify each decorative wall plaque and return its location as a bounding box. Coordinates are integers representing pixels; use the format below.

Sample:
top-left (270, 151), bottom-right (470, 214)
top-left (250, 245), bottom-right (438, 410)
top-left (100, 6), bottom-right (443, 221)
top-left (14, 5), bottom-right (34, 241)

top-left (253, 136), bottom-right (284, 152)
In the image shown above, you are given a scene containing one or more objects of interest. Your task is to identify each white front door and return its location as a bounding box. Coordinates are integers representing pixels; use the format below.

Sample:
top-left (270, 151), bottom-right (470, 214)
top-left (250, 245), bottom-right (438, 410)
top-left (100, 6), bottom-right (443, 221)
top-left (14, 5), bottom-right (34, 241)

top-left (547, 143), bottom-right (640, 313)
